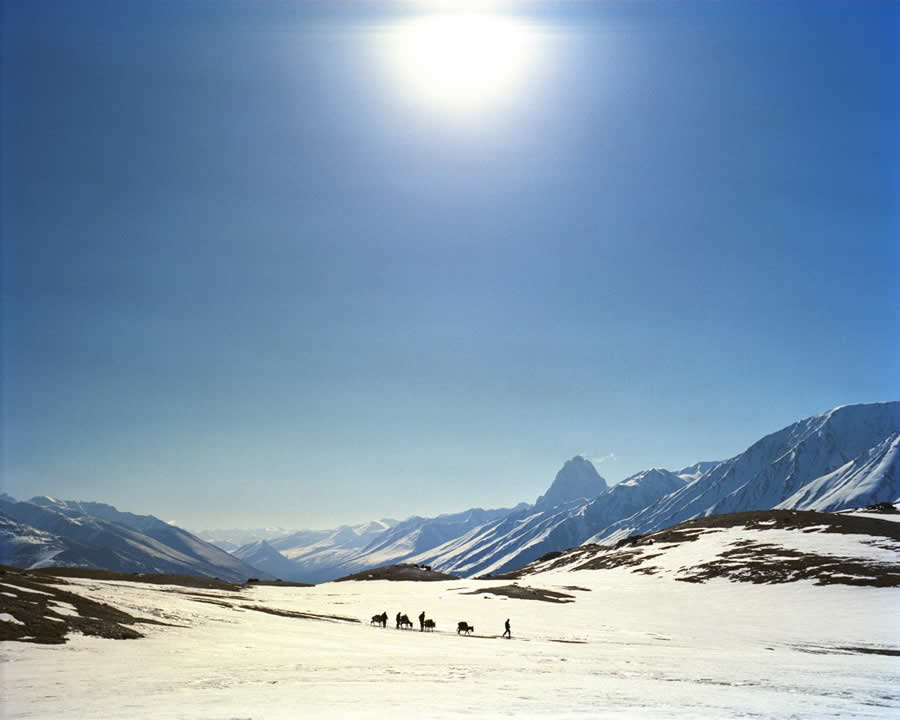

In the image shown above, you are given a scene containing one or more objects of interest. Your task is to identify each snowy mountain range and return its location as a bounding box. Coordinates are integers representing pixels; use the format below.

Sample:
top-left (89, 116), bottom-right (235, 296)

top-left (0, 496), bottom-right (264, 583)
top-left (2, 402), bottom-right (897, 584)
top-left (588, 402), bottom-right (900, 545)
top-left (230, 401), bottom-right (899, 581)
top-left (194, 527), bottom-right (304, 553)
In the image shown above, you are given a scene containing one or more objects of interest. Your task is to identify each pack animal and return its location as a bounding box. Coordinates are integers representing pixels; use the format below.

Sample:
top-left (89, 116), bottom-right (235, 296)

top-left (370, 612), bottom-right (388, 628)
top-left (457, 621), bottom-right (474, 635)
top-left (399, 614), bottom-right (413, 629)
top-left (423, 618), bottom-right (436, 631)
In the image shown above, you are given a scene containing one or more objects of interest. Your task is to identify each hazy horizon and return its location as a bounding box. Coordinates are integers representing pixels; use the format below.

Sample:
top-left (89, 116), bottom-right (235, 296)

top-left (3, 1), bottom-right (897, 531)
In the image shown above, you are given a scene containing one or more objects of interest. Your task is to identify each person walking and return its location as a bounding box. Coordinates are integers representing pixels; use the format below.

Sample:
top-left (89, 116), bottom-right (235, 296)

top-left (502, 618), bottom-right (511, 638)
top-left (396, 612), bottom-right (401, 629)
top-left (419, 611), bottom-right (426, 632)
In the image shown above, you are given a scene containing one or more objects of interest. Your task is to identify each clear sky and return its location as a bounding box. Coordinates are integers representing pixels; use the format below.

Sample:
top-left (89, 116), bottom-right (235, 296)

top-left (2, 0), bottom-right (897, 531)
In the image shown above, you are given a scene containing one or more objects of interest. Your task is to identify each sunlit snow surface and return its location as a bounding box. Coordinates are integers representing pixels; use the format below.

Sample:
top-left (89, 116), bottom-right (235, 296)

top-left (3, 560), bottom-right (898, 719)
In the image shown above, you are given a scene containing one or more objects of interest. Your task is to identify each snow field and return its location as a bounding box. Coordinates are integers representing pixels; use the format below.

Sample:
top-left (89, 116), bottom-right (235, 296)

top-left (2, 565), bottom-right (898, 719)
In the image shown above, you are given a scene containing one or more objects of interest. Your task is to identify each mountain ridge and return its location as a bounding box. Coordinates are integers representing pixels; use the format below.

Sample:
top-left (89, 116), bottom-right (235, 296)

top-left (0, 497), bottom-right (265, 583)
top-left (3, 402), bottom-right (896, 583)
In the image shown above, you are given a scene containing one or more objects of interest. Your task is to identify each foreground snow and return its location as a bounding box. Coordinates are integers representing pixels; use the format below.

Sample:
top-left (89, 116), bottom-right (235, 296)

top-left (3, 564), bottom-right (898, 719)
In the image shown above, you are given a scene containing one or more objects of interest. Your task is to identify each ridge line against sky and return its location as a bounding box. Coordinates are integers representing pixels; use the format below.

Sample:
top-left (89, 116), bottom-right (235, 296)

top-left (2, 0), bottom-right (897, 530)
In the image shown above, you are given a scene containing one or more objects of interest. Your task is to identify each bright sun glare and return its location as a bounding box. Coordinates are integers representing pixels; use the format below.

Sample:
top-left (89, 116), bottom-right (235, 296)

top-left (385, 12), bottom-right (539, 117)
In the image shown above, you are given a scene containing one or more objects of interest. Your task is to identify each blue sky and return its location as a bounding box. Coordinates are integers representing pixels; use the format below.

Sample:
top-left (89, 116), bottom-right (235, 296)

top-left (2, 0), bottom-right (897, 530)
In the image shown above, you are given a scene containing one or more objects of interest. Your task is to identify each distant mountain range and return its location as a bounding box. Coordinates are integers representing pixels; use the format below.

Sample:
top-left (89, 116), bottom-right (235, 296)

top-left (226, 401), bottom-right (900, 581)
top-left (3, 402), bottom-right (897, 583)
top-left (0, 496), bottom-right (264, 583)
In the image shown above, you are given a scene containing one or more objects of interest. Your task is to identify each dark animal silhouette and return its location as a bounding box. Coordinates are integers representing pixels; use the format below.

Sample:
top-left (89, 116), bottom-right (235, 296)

top-left (423, 618), bottom-right (436, 631)
top-left (399, 614), bottom-right (413, 629)
top-left (371, 611), bottom-right (388, 628)
top-left (457, 621), bottom-right (474, 635)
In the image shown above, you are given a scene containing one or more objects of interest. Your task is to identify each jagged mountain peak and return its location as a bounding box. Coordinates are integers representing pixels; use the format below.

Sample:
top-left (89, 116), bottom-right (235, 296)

top-left (536, 456), bottom-right (608, 509)
top-left (618, 468), bottom-right (680, 487)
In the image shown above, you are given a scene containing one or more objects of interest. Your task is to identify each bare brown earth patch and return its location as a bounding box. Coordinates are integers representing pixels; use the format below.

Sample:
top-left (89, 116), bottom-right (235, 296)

top-left (674, 542), bottom-right (900, 587)
top-left (794, 644), bottom-right (900, 657)
top-left (28, 566), bottom-right (244, 591)
top-left (0, 565), bottom-right (174, 644)
top-left (333, 563), bottom-right (459, 582)
top-left (1, 564), bottom-right (364, 645)
top-left (171, 590), bottom-right (247, 601)
top-left (246, 579), bottom-right (314, 588)
top-left (463, 584), bottom-right (575, 603)
top-left (491, 510), bottom-right (900, 586)
top-left (840, 646), bottom-right (900, 657)
top-left (240, 604), bottom-right (359, 623)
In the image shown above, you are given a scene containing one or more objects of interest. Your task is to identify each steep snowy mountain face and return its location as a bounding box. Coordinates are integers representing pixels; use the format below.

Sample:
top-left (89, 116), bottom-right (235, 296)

top-left (265, 519), bottom-right (402, 583)
top-left (269, 507), bottom-right (525, 584)
top-left (232, 540), bottom-right (304, 581)
top-left (590, 402), bottom-right (900, 545)
top-left (776, 429), bottom-right (899, 511)
top-left (0, 497), bottom-right (265, 583)
top-left (582, 469), bottom-right (686, 533)
top-left (0, 514), bottom-right (66, 569)
top-left (406, 463), bottom-right (685, 577)
top-left (27, 497), bottom-right (178, 536)
top-left (535, 456), bottom-right (608, 508)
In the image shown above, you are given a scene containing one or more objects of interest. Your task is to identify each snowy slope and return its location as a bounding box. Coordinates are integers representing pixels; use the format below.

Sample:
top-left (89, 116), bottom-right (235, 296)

top-left (403, 500), bottom-right (598, 577)
top-left (583, 468), bottom-right (686, 532)
top-left (2, 523), bottom-right (898, 719)
top-left (343, 507), bottom-right (524, 566)
top-left (778, 434), bottom-right (900, 511)
top-left (675, 461), bottom-right (719, 482)
top-left (516, 508), bottom-right (900, 588)
top-left (0, 515), bottom-right (65, 569)
top-left (232, 540), bottom-right (306, 581)
top-left (590, 402), bottom-right (900, 545)
top-left (281, 506), bottom-right (527, 583)
top-left (27, 497), bottom-right (171, 534)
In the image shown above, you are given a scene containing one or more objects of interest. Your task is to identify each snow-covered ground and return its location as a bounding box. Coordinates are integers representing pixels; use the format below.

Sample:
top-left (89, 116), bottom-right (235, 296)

top-left (2, 564), bottom-right (898, 719)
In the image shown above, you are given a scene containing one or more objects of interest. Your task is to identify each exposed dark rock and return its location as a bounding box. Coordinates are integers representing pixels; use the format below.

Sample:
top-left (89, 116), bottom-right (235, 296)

top-left (462, 584), bottom-right (575, 603)
top-left (28, 566), bottom-right (244, 591)
top-left (492, 510), bottom-right (900, 587)
top-left (332, 563), bottom-right (459, 582)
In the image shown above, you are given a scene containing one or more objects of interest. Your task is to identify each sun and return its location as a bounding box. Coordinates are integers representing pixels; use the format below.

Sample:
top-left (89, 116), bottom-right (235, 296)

top-left (383, 12), bottom-right (540, 118)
